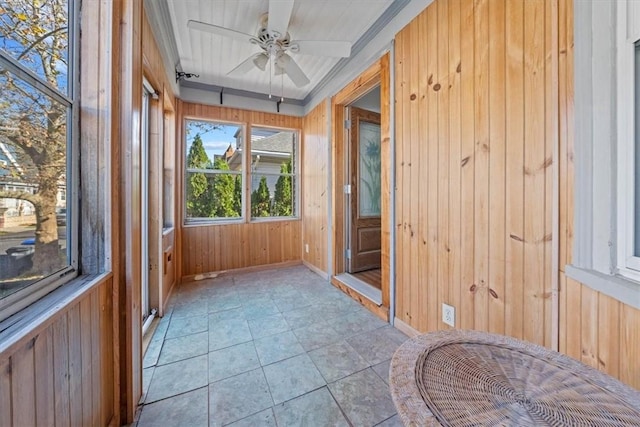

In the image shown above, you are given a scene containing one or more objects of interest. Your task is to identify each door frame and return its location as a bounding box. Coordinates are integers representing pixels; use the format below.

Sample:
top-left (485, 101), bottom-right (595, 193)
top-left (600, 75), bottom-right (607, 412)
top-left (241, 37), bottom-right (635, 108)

top-left (331, 53), bottom-right (391, 319)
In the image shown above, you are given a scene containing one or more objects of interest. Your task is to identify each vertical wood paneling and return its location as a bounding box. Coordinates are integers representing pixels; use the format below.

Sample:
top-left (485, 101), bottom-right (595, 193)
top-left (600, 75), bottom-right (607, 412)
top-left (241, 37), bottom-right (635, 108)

top-left (522, 0), bottom-right (546, 346)
top-left (409, 5), bottom-right (421, 330)
top-left (395, 0), bottom-right (558, 348)
top-left (34, 328), bottom-right (55, 425)
top-left (488, 0), bottom-right (506, 336)
top-left (424, 3), bottom-right (438, 331)
top-left (80, 297), bottom-right (94, 425)
top-left (437, 0), bottom-right (451, 330)
top-left (181, 221), bottom-right (302, 275)
top-left (395, 28), bottom-right (405, 323)
top-left (302, 100), bottom-right (329, 274)
top-left (504, 0), bottom-right (525, 341)
top-left (473, 0), bottom-right (490, 332)
top-left (11, 342), bottom-right (35, 427)
top-left (52, 316), bottom-right (70, 426)
top-left (580, 285), bottom-right (599, 368)
top-left (416, 8), bottom-right (428, 332)
top-left (619, 303), bottom-right (640, 388)
top-left (459, 0), bottom-right (475, 331)
top-left (0, 277), bottom-right (115, 426)
top-left (0, 356), bottom-right (11, 425)
top-left (68, 305), bottom-right (83, 425)
top-left (447, 0), bottom-right (462, 332)
top-left (597, 293), bottom-right (620, 379)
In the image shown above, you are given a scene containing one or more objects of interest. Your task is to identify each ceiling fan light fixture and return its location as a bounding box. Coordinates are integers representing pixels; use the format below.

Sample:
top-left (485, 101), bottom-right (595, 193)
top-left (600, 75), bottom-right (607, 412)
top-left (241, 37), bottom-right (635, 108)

top-left (253, 53), bottom-right (269, 71)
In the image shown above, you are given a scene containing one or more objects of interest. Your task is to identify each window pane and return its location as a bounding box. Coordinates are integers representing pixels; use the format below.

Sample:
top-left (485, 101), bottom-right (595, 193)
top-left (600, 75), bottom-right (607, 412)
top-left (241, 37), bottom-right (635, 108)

top-left (185, 120), bottom-right (243, 221)
top-left (185, 172), bottom-right (242, 220)
top-left (359, 120), bottom-right (381, 217)
top-left (0, 0), bottom-right (69, 95)
top-left (0, 66), bottom-right (69, 300)
top-left (250, 174), bottom-right (296, 218)
top-left (249, 127), bottom-right (297, 218)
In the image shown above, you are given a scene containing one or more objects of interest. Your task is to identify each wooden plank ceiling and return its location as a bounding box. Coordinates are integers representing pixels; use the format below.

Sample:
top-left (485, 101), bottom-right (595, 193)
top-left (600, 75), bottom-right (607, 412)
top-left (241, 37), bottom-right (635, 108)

top-left (167, 0), bottom-right (393, 100)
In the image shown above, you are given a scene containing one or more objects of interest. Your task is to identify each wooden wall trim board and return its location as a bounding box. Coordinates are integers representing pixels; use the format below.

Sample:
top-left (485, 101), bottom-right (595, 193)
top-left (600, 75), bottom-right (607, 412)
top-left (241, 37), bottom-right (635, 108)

top-left (393, 317), bottom-right (421, 338)
top-left (182, 260), bottom-right (303, 284)
top-left (303, 260), bottom-right (330, 280)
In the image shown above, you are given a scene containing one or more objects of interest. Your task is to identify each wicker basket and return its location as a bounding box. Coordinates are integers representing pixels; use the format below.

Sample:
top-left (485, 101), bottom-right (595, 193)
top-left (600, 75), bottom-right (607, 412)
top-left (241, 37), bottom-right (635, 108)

top-left (389, 330), bottom-right (640, 426)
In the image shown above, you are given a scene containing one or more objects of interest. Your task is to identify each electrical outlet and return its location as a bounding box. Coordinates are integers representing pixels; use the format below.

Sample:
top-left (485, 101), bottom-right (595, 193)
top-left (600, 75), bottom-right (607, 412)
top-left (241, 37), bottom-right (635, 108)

top-left (442, 303), bottom-right (455, 327)
top-left (305, 243), bottom-right (309, 253)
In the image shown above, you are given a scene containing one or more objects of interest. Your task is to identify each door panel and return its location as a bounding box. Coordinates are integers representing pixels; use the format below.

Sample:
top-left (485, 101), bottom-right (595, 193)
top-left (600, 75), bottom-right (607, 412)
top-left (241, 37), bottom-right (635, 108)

top-left (348, 106), bottom-right (381, 272)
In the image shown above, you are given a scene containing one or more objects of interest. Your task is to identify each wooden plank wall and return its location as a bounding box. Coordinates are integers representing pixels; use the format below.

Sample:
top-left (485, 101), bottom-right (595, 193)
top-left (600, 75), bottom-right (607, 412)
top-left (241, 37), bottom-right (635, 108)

top-left (0, 277), bottom-right (115, 426)
top-left (178, 102), bottom-right (302, 277)
top-left (301, 100), bottom-right (329, 274)
top-left (555, 0), bottom-right (640, 390)
top-left (394, 0), bottom-right (556, 346)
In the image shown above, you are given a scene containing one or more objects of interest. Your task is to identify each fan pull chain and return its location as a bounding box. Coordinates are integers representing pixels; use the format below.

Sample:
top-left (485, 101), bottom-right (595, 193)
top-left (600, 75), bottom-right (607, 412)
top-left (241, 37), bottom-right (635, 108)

top-left (281, 71), bottom-right (284, 102)
top-left (269, 54), bottom-right (272, 99)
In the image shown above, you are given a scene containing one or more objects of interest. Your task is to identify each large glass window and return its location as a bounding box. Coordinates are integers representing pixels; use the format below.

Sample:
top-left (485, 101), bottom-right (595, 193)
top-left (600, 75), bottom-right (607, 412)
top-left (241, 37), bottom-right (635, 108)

top-left (0, 0), bottom-right (75, 320)
top-left (249, 127), bottom-right (298, 219)
top-left (184, 120), bottom-right (243, 222)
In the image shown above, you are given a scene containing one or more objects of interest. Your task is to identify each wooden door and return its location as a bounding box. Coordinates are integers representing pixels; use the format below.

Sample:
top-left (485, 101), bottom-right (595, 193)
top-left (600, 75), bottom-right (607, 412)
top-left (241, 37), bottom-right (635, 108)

top-left (348, 107), bottom-right (382, 272)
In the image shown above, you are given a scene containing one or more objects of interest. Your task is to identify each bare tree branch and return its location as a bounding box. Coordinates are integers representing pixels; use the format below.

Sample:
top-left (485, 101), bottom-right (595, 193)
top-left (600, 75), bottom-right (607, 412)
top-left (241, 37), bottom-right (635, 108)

top-left (0, 189), bottom-right (38, 205)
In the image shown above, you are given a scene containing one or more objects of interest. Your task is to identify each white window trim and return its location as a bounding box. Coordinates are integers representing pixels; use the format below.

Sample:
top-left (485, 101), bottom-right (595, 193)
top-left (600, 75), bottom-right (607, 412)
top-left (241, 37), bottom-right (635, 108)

top-left (248, 128), bottom-right (300, 221)
top-left (617, 1), bottom-right (640, 275)
top-left (569, 0), bottom-right (640, 311)
top-left (183, 118), bottom-right (246, 225)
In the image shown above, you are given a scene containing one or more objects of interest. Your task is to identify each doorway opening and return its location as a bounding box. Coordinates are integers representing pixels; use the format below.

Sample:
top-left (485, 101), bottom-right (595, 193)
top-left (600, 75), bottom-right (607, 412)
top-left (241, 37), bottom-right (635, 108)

top-left (338, 86), bottom-right (382, 302)
top-left (331, 54), bottom-right (390, 320)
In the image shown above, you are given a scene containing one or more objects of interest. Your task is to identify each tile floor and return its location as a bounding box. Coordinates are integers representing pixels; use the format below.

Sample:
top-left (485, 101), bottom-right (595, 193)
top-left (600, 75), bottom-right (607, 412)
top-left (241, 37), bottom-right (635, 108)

top-left (138, 265), bottom-right (408, 427)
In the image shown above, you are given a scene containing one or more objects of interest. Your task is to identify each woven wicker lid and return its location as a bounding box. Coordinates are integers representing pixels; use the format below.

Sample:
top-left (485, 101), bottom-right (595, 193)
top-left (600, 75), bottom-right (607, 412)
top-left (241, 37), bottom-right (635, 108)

top-left (389, 330), bottom-right (640, 426)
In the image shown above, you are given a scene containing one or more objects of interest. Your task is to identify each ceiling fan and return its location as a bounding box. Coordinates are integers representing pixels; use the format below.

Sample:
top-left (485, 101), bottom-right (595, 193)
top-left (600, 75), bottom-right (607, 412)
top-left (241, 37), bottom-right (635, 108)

top-left (187, 0), bottom-right (352, 88)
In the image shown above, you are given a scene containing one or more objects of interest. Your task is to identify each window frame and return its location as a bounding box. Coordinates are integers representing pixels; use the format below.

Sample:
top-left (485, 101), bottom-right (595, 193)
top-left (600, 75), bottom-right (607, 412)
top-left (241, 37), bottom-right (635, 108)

top-left (568, 0), bottom-right (640, 311)
top-left (183, 117), bottom-right (246, 225)
top-left (0, 0), bottom-right (79, 323)
top-left (248, 125), bottom-right (300, 221)
top-left (616, 3), bottom-right (640, 279)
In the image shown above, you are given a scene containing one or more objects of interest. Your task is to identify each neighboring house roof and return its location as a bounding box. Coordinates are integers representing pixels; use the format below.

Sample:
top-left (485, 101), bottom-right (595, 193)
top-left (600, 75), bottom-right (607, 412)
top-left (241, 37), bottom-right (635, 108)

top-left (226, 130), bottom-right (294, 171)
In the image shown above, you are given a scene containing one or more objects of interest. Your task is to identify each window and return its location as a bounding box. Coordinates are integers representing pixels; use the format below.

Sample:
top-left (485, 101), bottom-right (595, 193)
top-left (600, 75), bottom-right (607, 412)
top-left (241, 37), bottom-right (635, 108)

top-left (617, 4), bottom-right (640, 279)
top-left (0, 0), bottom-right (76, 321)
top-left (184, 120), bottom-right (243, 223)
top-left (249, 127), bottom-right (298, 219)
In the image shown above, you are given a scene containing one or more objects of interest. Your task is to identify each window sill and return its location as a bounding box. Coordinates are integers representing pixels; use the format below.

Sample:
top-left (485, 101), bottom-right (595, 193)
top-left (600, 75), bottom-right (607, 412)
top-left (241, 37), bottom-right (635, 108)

top-left (250, 216), bottom-right (300, 223)
top-left (565, 265), bottom-right (640, 310)
top-left (0, 272), bottom-right (112, 354)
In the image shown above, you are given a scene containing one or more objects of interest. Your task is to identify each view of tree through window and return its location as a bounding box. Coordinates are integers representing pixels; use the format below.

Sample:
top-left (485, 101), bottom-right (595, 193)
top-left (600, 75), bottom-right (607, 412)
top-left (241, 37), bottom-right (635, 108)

top-left (185, 120), bottom-right (243, 221)
top-left (249, 127), bottom-right (297, 219)
top-left (184, 121), bottom-right (298, 223)
top-left (0, 0), bottom-right (72, 305)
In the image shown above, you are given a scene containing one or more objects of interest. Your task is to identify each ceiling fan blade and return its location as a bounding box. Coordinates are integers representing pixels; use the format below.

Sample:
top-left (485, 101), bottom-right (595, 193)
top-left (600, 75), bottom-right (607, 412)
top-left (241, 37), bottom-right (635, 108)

top-left (268, 0), bottom-right (295, 38)
top-left (276, 53), bottom-right (310, 87)
top-left (188, 20), bottom-right (253, 43)
top-left (227, 54), bottom-right (264, 76)
top-left (293, 40), bottom-right (351, 58)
